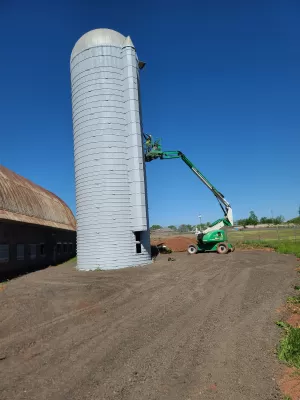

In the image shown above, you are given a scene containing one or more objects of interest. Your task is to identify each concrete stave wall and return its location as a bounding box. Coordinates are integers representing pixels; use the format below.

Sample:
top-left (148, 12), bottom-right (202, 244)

top-left (71, 30), bottom-right (151, 270)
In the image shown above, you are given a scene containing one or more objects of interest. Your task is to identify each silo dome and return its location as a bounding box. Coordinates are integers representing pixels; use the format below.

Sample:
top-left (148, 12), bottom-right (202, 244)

top-left (70, 28), bottom-right (151, 270)
top-left (71, 29), bottom-right (127, 60)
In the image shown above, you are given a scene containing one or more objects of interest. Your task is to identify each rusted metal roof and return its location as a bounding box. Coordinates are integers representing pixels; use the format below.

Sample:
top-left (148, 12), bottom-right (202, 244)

top-left (0, 165), bottom-right (76, 231)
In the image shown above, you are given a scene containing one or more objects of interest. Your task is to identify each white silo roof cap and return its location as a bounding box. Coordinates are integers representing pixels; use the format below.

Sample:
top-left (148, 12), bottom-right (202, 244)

top-left (71, 28), bottom-right (134, 60)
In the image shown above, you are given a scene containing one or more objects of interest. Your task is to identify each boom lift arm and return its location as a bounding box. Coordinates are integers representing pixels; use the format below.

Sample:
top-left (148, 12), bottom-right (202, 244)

top-left (144, 144), bottom-right (233, 233)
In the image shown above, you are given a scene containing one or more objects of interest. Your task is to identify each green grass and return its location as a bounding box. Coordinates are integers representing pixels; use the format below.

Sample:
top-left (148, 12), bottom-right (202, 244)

top-left (283, 396), bottom-right (292, 400)
top-left (287, 296), bottom-right (300, 304)
top-left (276, 321), bottom-right (300, 368)
top-left (235, 239), bottom-right (300, 258)
top-left (273, 242), bottom-right (300, 258)
top-left (228, 228), bottom-right (300, 244)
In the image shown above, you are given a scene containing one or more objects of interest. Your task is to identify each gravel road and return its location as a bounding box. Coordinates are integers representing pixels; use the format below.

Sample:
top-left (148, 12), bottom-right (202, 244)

top-left (0, 251), bottom-right (296, 399)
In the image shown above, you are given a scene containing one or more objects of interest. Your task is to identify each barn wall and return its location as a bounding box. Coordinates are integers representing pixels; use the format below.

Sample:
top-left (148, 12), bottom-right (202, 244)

top-left (0, 221), bottom-right (76, 275)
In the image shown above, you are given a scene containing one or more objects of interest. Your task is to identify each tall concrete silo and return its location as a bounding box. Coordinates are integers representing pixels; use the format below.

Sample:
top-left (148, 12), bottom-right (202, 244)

top-left (70, 28), bottom-right (151, 270)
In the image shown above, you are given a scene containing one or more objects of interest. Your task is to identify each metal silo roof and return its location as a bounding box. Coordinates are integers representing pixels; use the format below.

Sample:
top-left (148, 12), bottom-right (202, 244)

top-left (71, 28), bottom-right (134, 61)
top-left (0, 165), bottom-right (76, 231)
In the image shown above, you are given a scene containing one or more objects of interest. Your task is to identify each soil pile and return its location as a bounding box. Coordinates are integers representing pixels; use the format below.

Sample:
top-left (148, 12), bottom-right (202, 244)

top-left (151, 236), bottom-right (197, 252)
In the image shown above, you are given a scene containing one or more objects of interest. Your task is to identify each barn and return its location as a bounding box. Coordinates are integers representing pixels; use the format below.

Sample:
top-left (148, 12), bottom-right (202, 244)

top-left (0, 165), bottom-right (76, 275)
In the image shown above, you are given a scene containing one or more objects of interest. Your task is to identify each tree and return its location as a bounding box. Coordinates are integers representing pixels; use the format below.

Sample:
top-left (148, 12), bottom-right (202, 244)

top-left (150, 225), bottom-right (162, 230)
top-left (260, 216), bottom-right (273, 224)
top-left (237, 212), bottom-right (258, 227)
top-left (178, 224), bottom-right (187, 233)
top-left (287, 216), bottom-right (300, 224)
top-left (196, 223), bottom-right (207, 230)
top-left (167, 225), bottom-right (177, 231)
top-left (178, 224), bottom-right (193, 233)
top-left (299, 205), bottom-right (300, 217)
top-left (273, 215), bottom-right (285, 225)
top-left (237, 218), bottom-right (247, 228)
top-left (248, 211), bottom-right (259, 226)
top-left (260, 215), bottom-right (285, 225)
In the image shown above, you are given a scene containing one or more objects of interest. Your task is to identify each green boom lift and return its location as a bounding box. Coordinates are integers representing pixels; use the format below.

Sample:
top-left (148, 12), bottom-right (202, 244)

top-left (143, 135), bottom-right (234, 254)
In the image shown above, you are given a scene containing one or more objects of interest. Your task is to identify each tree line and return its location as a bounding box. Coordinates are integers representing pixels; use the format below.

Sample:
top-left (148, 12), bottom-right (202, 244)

top-left (150, 206), bottom-right (300, 231)
top-left (150, 223), bottom-right (211, 232)
top-left (236, 211), bottom-right (285, 227)
top-left (150, 210), bottom-right (289, 232)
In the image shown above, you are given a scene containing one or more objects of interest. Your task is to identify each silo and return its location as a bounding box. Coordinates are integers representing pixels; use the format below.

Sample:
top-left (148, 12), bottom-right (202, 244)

top-left (70, 29), bottom-right (151, 270)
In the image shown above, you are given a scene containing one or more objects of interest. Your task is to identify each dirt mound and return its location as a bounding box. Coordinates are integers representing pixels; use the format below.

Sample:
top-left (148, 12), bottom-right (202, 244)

top-left (151, 236), bottom-right (196, 252)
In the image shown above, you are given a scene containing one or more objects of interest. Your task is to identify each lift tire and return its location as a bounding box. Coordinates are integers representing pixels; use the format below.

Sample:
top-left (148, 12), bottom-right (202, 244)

top-left (187, 244), bottom-right (198, 255)
top-left (217, 242), bottom-right (229, 254)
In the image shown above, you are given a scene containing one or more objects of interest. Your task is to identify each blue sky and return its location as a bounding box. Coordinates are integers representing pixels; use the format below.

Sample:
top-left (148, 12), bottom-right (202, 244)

top-left (0, 0), bottom-right (299, 226)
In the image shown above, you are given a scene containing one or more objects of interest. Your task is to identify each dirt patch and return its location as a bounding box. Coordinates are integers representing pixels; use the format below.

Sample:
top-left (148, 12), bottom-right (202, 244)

top-left (279, 367), bottom-right (300, 400)
top-left (0, 251), bottom-right (296, 400)
top-left (238, 248), bottom-right (275, 252)
top-left (287, 313), bottom-right (300, 328)
top-left (237, 244), bottom-right (275, 252)
top-left (151, 235), bottom-right (197, 252)
top-left (276, 305), bottom-right (287, 314)
top-left (286, 302), bottom-right (300, 315)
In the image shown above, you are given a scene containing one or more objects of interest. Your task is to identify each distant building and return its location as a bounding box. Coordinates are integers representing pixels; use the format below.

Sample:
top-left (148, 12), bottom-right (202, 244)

top-left (0, 166), bottom-right (76, 275)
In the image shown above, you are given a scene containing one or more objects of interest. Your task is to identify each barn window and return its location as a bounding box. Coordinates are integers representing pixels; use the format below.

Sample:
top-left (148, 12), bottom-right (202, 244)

top-left (17, 244), bottom-right (24, 260)
top-left (63, 243), bottom-right (68, 253)
top-left (57, 243), bottom-right (61, 255)
top-left (134, 232), bottom-right (142, 254)
top-left (69, 243), bottom-right (73, 253)
top-left (40, 244), bottom-right (45, 257)
top-left (0, 244), bottom-right (9, 263)
top-left (28, 244), bottom-right (36, 260)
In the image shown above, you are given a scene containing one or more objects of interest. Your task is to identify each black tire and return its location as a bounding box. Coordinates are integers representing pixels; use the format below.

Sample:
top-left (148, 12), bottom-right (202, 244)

top-left (187, 244), bottom-right (198, 255)
top-left (217, 242), bottom-right (229, 254)
top-left (151, 245), bottom-right (160, 260)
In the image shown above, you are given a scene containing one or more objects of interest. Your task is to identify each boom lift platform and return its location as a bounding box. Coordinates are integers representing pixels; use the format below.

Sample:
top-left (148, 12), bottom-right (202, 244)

top-left (143, 135), bottom-right (234, 254)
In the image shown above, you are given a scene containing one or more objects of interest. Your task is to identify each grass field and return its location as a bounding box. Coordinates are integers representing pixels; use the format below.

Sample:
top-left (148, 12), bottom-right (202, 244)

top-left (228, 227), bottom-right (300, 243)
top-left (227, 227), bottom-right (300, 258)
top-left (237, 241), bottom-right (300, 258)
top-left (151, 228), bottom-right (300, 244)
